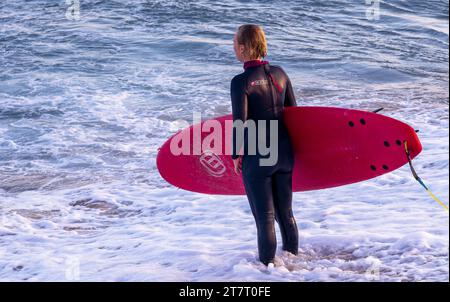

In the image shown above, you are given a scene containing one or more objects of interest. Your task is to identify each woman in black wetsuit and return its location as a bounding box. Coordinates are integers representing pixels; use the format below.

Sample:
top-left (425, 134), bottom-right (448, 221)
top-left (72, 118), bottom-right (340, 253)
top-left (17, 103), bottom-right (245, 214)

top-left (231, 24), bottom-right (299, 266)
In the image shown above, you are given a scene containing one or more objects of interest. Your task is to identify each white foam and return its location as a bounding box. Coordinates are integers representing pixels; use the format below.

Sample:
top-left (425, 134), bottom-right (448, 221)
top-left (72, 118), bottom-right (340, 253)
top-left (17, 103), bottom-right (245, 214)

top-left (0, 178), bottom-right (448, 281)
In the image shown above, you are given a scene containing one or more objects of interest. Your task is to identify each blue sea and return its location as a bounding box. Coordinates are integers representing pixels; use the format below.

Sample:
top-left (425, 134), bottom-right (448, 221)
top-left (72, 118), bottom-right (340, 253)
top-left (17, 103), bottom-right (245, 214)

top-left (0, 0), bottom-right (448, 281)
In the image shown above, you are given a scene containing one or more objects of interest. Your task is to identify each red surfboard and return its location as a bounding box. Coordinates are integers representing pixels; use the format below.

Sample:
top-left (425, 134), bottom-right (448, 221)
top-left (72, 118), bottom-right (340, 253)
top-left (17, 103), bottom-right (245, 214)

top-left (157, 107), bottom-right (422, 195)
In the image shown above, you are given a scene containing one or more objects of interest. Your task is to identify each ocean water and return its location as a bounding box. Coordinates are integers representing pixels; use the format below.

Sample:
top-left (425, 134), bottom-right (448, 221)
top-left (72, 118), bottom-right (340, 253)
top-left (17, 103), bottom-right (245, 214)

top-left (0, 0), bottom-right (448, 281)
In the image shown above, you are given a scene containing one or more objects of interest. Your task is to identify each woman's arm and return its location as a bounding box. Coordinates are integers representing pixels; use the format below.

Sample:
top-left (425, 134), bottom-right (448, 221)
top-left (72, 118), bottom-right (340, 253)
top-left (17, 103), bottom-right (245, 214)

top-left (230, 75), bottom-right (248, 160)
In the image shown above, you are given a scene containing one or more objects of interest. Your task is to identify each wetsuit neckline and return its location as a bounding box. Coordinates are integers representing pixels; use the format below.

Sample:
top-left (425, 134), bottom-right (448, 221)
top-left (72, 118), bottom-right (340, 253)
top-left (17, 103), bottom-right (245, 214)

top-left (243, 60), bottom-right (269, 70)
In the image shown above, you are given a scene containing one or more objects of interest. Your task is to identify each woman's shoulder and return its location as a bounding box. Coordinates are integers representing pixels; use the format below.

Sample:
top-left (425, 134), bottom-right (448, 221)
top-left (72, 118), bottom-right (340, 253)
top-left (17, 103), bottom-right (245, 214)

top-left (269, 64), bottom-right (290, 81)
top-left (269, 64), bottom-right (287, 74)
top-left (231, 72), bottom-right (247, 86)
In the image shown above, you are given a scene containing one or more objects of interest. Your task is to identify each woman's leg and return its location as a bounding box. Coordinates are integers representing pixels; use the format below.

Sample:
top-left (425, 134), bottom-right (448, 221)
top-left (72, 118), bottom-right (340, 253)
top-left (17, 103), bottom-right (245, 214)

top-left (243, 173), bottom-right (277, 266)
top-left (272, 171), bottom-right (299, 255)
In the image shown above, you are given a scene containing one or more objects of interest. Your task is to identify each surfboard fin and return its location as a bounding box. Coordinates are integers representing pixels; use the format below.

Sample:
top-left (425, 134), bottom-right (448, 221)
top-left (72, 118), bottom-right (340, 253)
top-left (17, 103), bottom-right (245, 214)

top-left (372, 108), bottom-right (384, 113)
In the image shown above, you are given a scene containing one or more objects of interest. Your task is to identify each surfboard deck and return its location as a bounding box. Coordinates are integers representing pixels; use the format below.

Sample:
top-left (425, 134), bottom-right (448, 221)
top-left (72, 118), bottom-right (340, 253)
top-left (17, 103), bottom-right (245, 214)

top-left (156, 106), bottom-right (422, 195)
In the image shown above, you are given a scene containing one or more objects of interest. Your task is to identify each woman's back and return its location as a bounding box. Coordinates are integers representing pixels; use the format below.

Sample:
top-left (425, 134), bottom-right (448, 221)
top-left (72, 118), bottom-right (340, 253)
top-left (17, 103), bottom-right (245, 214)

top-left (231, 60), bottom-right (297, 159)
top-left (231, 62), bottom-right (296, 121)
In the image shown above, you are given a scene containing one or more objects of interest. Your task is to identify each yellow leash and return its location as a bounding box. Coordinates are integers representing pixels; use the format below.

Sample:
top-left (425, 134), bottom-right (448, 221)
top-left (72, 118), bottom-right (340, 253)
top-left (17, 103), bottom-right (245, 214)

top-left (404, 141), bottom-right (449, 212)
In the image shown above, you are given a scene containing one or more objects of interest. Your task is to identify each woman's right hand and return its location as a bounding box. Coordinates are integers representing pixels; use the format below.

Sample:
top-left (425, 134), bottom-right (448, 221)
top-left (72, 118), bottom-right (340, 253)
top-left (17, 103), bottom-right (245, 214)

top-left (233, 157), bottom-right (242, 174)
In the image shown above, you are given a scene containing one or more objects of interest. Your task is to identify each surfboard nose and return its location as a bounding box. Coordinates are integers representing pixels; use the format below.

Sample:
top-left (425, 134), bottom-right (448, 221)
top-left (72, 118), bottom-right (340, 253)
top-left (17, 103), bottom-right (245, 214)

top-left (407, 128), bottom-right (423, 160)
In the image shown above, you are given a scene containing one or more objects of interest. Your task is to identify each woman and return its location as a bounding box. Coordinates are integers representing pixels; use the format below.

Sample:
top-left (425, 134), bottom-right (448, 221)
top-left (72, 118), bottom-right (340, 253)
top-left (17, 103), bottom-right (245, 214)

top-left (230, 24), bottom-right (299, 266)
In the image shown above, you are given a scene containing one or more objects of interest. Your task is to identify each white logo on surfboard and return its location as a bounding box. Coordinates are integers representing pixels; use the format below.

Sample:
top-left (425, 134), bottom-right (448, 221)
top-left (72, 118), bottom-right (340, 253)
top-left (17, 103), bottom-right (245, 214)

top-left (200, 150), bottom-right (226, 177)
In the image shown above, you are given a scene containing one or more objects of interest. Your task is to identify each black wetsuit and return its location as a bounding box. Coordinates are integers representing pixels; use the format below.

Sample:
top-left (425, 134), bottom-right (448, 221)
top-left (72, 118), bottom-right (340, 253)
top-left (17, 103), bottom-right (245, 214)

top-left (231, 60), bottom-right (299, 265)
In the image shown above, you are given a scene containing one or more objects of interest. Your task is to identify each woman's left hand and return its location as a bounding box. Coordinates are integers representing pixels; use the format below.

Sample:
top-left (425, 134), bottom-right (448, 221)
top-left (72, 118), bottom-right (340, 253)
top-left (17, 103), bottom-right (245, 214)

top-left (233, 157), bottom-right (242, 174)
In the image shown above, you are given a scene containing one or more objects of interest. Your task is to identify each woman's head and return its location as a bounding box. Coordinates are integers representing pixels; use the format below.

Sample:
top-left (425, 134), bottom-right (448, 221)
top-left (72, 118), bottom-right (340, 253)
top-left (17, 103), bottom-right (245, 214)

top-left (233, 24), bottom-right (267, 62)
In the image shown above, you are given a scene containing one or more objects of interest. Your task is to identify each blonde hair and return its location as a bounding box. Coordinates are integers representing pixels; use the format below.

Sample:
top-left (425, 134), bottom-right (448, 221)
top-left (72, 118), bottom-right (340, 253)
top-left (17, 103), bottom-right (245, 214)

top-left (236, 24), bottom-right (268, 60)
